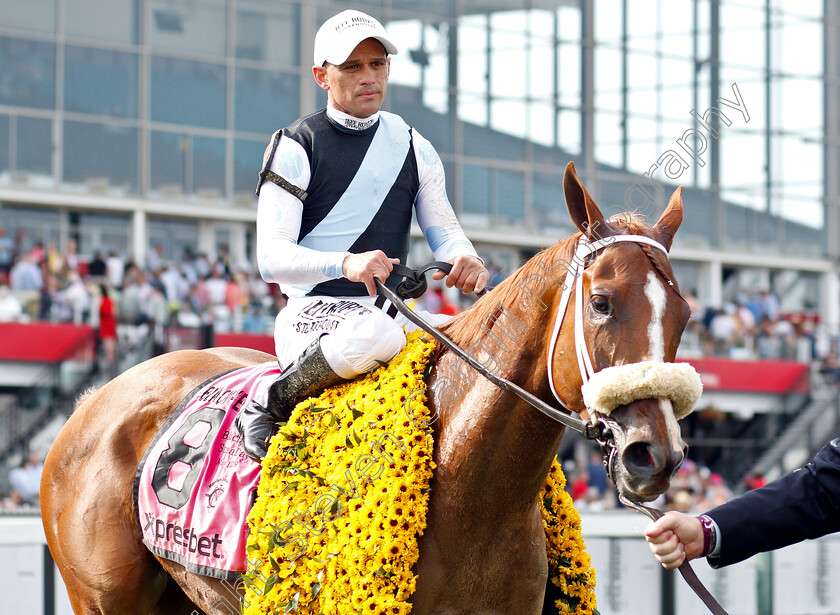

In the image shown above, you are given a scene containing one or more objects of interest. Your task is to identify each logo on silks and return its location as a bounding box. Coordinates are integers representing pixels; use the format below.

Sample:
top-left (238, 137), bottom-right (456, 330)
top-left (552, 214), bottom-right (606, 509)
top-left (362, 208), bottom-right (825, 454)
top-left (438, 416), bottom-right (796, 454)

top-left (142, 512), bottom-right (223, 559)
top-left (293, 299), bottom-right (372, 335)
top-left (205, 477), bottom-right (228, 512)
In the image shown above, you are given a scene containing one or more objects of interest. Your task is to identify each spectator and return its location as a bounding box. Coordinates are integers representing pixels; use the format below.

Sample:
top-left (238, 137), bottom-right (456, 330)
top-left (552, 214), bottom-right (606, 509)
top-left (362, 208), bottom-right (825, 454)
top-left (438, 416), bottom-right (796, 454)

top-left (88, 250), bottom-right (108, 280)
top-left (0, 227), bottom-right (15, 281)
top-left (242, 302), bottom-right (267, 334)
top-left (98, 285), bottom-right (118, 365)
top-left (106, 251), bottom-right (125, 289)
top-left (175, 301), bottom-right (203, 328)
top-left (9, 453), bottom-right (43, 506)
top-left (146, 244), bottom-right (164, 274)
top-left (60, 271), bottom-right (91, 324)
top-left (819, 351), bottom-right (840, 386)
top-left (63, 238), bottom-right (80, 274)
top-left (205, 265), bottom-right (228, 307)
top-left (0, 285), bottom-right (24, 322)
top-left (45, 241), bottom-right (64, 275)
top-left (9, 253), bottom-right (43, 291)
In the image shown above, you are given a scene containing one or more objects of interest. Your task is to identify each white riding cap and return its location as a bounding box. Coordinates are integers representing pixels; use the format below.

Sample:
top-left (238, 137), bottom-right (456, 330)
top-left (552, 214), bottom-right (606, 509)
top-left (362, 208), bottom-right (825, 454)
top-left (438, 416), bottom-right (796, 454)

top-left (314, 10), bottom-right (399, 67)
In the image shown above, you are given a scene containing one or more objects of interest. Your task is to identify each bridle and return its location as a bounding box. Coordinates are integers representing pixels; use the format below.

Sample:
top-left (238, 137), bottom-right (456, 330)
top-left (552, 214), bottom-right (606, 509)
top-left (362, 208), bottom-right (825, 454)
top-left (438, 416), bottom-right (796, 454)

top-left (544, 233), bottom-right (678, 482)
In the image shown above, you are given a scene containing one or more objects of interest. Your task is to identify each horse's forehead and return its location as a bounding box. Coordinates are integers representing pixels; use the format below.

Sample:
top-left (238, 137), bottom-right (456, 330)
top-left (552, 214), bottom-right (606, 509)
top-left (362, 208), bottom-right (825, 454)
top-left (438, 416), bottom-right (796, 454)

top-left (588, 243), bottom-right (660, 283)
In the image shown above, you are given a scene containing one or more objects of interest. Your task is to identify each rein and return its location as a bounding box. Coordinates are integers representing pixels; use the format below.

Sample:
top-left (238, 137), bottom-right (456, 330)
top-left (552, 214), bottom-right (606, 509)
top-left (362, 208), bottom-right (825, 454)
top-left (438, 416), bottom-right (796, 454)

top-left (374, 269), bottom-right (609, 443)
top-left (378, 252), bottom-right (730, 615)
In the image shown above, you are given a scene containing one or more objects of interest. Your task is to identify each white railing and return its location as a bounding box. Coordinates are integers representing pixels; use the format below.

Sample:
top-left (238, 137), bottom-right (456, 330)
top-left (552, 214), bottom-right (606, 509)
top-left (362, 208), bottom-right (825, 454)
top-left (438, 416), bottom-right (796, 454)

top-left (3, 512), bottom-right (840, 615)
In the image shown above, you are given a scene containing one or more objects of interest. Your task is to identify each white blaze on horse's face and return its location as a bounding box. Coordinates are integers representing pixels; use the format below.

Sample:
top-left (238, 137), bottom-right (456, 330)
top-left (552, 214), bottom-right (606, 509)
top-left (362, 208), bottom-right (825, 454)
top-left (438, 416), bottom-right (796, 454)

top-left (644, 271), bottom-right (667, 362)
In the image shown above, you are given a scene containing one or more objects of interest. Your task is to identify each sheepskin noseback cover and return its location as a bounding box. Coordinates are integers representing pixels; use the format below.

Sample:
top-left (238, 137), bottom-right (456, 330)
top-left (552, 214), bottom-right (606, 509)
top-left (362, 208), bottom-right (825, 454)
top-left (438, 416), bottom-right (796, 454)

top-left (580, 361), bottom-right (702, 419)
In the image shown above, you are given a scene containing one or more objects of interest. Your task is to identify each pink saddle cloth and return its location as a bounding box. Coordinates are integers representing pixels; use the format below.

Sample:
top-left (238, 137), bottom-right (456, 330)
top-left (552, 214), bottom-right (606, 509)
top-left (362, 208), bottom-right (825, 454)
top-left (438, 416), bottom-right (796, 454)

top-left (134, 362), bottom-right (278, 579)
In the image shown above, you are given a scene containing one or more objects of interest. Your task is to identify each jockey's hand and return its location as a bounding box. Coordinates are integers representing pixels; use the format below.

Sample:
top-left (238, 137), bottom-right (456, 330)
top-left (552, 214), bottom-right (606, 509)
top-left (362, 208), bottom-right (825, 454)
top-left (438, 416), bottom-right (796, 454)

top-left (432, 255), bottom-right (488, 295)
top-left (342, 250), bottom-right (400, 296)
top-left (644, 511), bottom-right (705, 569)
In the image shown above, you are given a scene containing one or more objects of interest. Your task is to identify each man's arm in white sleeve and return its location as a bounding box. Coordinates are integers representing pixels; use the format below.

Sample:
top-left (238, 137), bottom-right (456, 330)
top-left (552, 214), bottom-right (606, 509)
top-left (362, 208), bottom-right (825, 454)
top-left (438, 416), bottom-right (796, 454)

top-left (256, 137), bottom-right (350, 286)
top-left (412, 129), bottom-right (482, 263)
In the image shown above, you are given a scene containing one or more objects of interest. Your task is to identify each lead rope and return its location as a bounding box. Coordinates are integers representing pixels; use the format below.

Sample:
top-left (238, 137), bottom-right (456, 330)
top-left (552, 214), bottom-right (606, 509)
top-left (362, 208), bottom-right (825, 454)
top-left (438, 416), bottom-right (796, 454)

top-left (619, 495), bottom-right (730, 615)
top-left (379, 262), bottom-right (730, 615)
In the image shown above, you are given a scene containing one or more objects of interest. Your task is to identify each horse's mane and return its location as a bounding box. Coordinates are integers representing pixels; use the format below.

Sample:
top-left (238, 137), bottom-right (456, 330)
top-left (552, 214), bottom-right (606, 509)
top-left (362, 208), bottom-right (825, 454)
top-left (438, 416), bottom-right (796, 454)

top-left (439, 215), bottom-right (658, 347)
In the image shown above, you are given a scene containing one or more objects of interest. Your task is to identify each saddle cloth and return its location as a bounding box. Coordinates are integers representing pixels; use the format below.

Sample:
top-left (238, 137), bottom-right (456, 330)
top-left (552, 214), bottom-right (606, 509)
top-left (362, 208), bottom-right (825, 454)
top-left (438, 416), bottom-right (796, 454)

top-left (134, 362), bottom-right (277, 579)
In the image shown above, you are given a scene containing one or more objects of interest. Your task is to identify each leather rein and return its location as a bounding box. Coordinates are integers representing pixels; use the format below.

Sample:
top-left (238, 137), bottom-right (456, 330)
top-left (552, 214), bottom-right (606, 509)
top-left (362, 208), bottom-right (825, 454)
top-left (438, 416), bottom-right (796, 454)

top-left (376, 245), bottom-right (729, 615)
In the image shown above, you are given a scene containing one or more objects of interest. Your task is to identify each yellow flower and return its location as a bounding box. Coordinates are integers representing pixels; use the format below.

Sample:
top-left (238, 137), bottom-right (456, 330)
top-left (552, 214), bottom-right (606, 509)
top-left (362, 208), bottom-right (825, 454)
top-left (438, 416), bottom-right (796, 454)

top-left (244, 331), bottom-right (597, 614)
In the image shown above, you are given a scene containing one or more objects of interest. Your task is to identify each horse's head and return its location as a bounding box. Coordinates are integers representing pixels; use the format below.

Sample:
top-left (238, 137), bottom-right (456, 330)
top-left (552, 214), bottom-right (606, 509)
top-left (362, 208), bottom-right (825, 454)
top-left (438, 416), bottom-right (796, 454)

top-left (547, 162), bottom-right (698, 502)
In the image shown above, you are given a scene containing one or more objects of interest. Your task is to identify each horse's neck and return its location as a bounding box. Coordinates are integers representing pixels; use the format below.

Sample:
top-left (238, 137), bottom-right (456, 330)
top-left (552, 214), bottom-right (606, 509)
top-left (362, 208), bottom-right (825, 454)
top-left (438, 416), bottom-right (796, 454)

top-left (431, 299), bottom-right (566, 514)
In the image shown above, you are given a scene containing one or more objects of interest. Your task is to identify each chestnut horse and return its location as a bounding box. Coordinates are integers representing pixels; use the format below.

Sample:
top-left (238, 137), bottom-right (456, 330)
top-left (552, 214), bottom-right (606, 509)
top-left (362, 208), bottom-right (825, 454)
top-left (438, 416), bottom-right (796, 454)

top-left (41, 163), bottom-right (691, 614)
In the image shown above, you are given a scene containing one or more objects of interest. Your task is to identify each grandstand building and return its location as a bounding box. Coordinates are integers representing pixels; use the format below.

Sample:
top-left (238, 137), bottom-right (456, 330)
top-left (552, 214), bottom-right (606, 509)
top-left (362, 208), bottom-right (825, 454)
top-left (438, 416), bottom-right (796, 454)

top-left (1, 1), bottom-right (840, 480)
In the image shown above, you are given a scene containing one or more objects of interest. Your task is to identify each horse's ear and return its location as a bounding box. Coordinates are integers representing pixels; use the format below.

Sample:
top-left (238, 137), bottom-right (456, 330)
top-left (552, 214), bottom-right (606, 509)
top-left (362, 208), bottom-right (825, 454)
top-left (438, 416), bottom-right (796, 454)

top-left (653, 186), bottom-right (684, 252)
top-left (563, 161), bottom-right (606, 238)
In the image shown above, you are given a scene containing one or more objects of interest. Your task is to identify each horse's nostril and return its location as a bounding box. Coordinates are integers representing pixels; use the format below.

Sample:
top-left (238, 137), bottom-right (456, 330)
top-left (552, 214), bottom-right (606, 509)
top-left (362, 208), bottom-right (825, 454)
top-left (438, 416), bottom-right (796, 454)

top-left (623, 442), bottom-right (657, 476)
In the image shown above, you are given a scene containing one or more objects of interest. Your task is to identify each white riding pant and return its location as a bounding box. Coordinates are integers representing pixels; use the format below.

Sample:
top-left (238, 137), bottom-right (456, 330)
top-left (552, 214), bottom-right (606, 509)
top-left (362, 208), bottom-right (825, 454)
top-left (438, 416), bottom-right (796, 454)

top-left (274, 295), bottom-right (451, 379)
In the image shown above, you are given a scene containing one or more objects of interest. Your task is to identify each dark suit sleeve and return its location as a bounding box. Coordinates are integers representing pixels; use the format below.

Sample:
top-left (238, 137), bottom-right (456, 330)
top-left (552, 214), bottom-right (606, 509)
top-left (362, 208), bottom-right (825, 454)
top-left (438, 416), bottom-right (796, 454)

top-left (706, 437), bottom-right (840, 568)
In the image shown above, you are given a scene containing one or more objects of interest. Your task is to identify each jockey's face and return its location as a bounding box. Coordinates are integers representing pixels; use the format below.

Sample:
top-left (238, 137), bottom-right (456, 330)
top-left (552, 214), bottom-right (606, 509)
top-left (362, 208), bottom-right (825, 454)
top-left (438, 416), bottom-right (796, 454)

top-left (314, 38), bottom-right (390, 119)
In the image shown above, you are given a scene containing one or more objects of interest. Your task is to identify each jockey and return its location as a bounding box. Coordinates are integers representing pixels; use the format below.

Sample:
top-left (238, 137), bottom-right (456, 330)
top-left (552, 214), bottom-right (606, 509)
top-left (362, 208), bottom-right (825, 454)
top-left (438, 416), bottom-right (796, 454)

top-left (236, 9), bottom-right (488, 460)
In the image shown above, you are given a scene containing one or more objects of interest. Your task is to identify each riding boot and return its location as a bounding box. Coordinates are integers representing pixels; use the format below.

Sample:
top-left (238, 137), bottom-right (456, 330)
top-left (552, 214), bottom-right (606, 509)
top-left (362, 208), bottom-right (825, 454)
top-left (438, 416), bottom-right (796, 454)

top-left (236, 336), bottom-right (345, 460)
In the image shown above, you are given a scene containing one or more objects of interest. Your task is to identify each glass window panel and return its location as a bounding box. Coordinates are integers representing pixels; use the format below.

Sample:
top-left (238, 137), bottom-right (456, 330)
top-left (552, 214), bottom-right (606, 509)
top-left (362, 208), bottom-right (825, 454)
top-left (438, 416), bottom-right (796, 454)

top-left (17, 117), bottom-right (53, 179)
top-left (65, 0), bottom-right (139, 44)
top-left (0, 37), bottom-right (56, 109)
top-left (150, 131), bottom-right (186, 194)
top-left (234, 139), bottom-right (264, 197)
top-left (235, 1), bottom-right (300, 66)
top-left (150, 0), bottom-right (227, 57)
top-left (595, 46), bottom-right (622, 111)
top-left (497, 169), bottom-right (524, 223)
top-left (0, 206), bottom-right (60, 251)
top-left (458, 16), bottom-right (488, 98)
top-left (465, 109), bottom-right (525, 160)
top-left (534, 171), bottom-right (571, 231)
top-left (776, 17), bottom-right (822, 77)
top-left (777, 78), bottom-right (821, 132)
top-left (557, 110), bottom-right (580, 154)
top-left (192, 136), bottom-right (225, 197)
top-left (594, 111), bottom-right (622, 167)
top-left (660, 81), bottom-right (694, 123)
top-left (75, 211), bottom-right (132, 258)
top-left (626, 0), bottom-right (658, 51)
top-left (63, 120), bottom-right (138, 192)
top-left (458, 93), bottom-right (487, 129)
top-left (627, 51), bottom-right (658, 91)
top-left (235, 68), bottom-right (300, 135)
top-left (527, 104), bottom-right (553, 148)
top-left (0, 0), bottom-right (55, 34)
top-left (387, 19), bottom-right (424, 89)
top-left (529, 37), bottom-right (554, 102)
top-left (0, 115), bottom-right (9, 177)
top-left (147, 218), bottom-right (198, 264)
top-left (65, 46), bottom-right (138, 118)
top-left (720, 5), bottom-right (764, 71)
top-left (151, 56), bottom-right (226, 129)
top-left (462, 165), bottom-right (491, 215)
top-left (594, 0), bottom-right (622, 42)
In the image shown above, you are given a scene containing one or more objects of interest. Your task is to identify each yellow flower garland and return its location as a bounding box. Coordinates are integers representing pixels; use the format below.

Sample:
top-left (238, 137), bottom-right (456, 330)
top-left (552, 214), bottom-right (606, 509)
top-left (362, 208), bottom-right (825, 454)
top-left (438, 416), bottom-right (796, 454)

top-left (244, 331), bottom-right (597, 614)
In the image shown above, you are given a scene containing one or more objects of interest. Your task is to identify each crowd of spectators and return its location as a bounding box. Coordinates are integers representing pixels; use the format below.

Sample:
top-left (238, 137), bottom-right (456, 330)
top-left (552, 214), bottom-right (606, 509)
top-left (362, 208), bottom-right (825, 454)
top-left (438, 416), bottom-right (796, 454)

top-left (0, 228), bottom-right (283, 363)
top-left (0, 452), bottom-right (43, 511)
top-left (565, 449), bottom-right (740, 514)
top-left (677, 288), bottom-right (834, 366)
top-left (1, 228), bottom-right (839, 513)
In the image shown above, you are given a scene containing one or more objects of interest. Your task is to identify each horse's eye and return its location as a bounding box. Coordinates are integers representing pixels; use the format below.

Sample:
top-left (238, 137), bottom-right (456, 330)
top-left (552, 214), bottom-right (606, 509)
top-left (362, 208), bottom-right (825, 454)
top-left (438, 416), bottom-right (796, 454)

top-left (590, 294), bottom-right (611, 315)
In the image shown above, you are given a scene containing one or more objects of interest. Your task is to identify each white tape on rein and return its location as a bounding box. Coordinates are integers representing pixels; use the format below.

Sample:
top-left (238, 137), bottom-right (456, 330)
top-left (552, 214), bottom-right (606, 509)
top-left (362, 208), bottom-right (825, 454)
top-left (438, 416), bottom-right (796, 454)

top-left (545, 234), bottom-right (703, 419)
